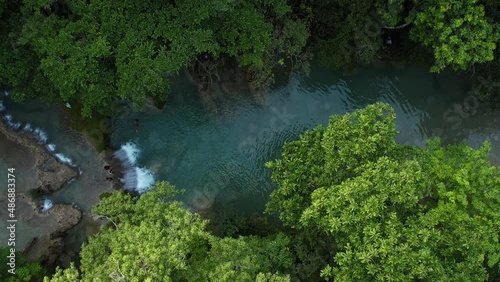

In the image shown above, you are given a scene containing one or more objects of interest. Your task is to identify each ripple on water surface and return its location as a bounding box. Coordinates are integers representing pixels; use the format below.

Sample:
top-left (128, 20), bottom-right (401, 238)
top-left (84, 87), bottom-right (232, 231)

top-left (109, 65), bottom-right (500, 214)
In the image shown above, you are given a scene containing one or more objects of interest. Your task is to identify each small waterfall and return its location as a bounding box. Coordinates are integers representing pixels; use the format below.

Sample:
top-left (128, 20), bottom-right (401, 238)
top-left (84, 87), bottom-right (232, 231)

top-left (0, 100), bottom-right (5, 112)
top-left (4, 114), bottom-right (13, 124)
top-left (41, 198), bottom-right (53, 212)
top-left (114, 142), bottom-right (155, 193)
top-left (11, 121), bottom-right (21, 129)
top-left (115, 141), bottom-right (140, 166)
top-left (55, 153), bottom-right (75, 166)
top-left (134, 167), bottom-right (155, 194)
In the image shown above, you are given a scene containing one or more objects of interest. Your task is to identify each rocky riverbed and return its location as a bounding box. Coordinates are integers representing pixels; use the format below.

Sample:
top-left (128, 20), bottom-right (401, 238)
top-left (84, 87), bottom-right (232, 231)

top-left (0, 121), bottom-right (81, 266)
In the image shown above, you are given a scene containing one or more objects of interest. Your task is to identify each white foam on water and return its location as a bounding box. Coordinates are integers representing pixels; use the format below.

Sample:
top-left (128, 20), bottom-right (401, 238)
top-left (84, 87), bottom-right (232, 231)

top-left (11, 121), bottom-right (22, 129)
top-left (41, 198), bottom-right (53, 212)
top-left (65, 103), bottom-right (72, 108)
top-left (115, 142), bottom-right (155, 193)
top-left (33, 128), bottom-right (48, 144)
top-left (4, 91), bottom-right (9, 96)
top-left (55, 153), bottom-right (75, 166)
top-left (0, 104), bottom-right (80, 174)
top-left (23, 123), bottom-right (33, 132)
top-left (46, 143), bottom-right (56, 151)
top-left (135, 167), bottom-right (155, 194)
top-left (3, 114), bottom-right (20, 129)
top-left (114, 142), bottom-right (140, 166)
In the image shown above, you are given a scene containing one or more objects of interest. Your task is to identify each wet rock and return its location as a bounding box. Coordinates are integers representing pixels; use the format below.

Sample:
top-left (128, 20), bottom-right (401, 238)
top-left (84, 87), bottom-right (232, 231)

top-left (0, 121), bottom-right (81, 267)
top-left (143, 95), bottom-right (165, 111)
top-left (38, 157), bottom-right (77, 193)
top-left (25, 204), bottom-right (82, 266)
top-left (0, 194), bottom-right (82, 266)
top-left (0, 122), bottom-right (78, 193)
top-left (49, 204), bottom-right (82, 234)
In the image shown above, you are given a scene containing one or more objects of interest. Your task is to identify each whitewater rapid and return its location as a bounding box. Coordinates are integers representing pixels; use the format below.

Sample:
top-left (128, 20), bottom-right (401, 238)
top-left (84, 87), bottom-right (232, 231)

top-left (114, 141), bottom-right (155, 193)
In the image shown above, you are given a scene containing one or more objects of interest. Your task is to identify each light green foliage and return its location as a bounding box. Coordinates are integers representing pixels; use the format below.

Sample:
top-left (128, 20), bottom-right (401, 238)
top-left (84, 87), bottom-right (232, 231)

top-left (255, 272), bottom-right (291, 282)
top-left (186, 234), bottom-right (293, 281)
top-left (44, 263), bottom-right (80, 282)
top-left (267, 103), bottom-right (500, 281)
top-left (267, 103), bottom-right (401, 228)
top-left (411, 0), bottom-right (499, 72)
top-left (79, 182), bottom-right (209, 281)
top-left (44, 181), bottom-right (292, 281)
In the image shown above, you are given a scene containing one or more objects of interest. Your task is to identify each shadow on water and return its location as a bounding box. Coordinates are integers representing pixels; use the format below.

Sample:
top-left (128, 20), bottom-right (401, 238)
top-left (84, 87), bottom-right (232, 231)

top-left (111, 64), bottom-right (499, 215)
top-left (1, 63), bottom-right (499, 264)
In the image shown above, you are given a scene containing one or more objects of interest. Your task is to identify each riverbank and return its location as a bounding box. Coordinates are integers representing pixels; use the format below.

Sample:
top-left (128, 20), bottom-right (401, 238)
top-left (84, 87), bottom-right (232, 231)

top-left (0, 93), bottom-right (122, 268)
top-left (0, 120), bottom-right (81, 266)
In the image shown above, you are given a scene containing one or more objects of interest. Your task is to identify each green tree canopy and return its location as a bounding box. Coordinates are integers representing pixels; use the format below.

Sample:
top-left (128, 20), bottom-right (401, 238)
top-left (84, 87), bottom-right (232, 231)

top-left (1, 0), bottom-right (309, 117)
top-left (411, 0), bottom-right (499, 72)
top-left (44, 182), bottom-right (292, 281)
top-left (267, 103), bottom-right (500, 281)
top-left (0, 247), bottom-right (46, 282)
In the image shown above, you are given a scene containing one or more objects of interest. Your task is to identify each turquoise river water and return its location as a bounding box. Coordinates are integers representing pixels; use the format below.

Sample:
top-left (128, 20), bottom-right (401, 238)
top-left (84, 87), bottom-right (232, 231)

top-left (1, 64), bottom-right (500, 254)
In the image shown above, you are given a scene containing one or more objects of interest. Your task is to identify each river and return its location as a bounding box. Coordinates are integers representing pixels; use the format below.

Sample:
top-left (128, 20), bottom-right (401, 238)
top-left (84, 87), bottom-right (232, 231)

top-left (111, 64), bottom-right (499, 214)
top-left (1, 63), bottom-right (499, 255)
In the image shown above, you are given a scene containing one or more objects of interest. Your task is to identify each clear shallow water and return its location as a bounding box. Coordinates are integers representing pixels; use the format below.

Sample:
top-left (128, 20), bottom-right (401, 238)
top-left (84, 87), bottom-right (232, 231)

top-left (1, 63), bottom-right (499, 256)
top-left (110, 64), bottom-right (500, 213)
top-left (0, 93), bottom-right (114, 257)
top-left (0, 97), bottom-right (113, 212)
top-left (2, 64), bottom-right (499, 218)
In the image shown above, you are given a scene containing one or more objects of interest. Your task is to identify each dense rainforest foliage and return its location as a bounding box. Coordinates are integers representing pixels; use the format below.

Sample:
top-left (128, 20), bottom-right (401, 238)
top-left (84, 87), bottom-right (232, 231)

top-left (1, 0), bottom-right (500, 117)
top-left (41, 104), bottom-right (500, 281)
top-left (2, 1), bottom-right (500, 281)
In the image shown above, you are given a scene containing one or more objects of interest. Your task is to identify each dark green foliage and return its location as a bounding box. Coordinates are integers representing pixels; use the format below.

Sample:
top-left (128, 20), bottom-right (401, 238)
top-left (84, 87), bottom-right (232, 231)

top-left (27, 188), bottom-right (45, 201)
top-left (0, 248), bottom-right (47, 282)
top-left (207, 206), bottom-right (250, 238)
top-left (3, 0), bottom-right (500, 117)
top-left (98, 192), bottom-right (112, 200)
top-left (1, 0), bottom-right (310, 117)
